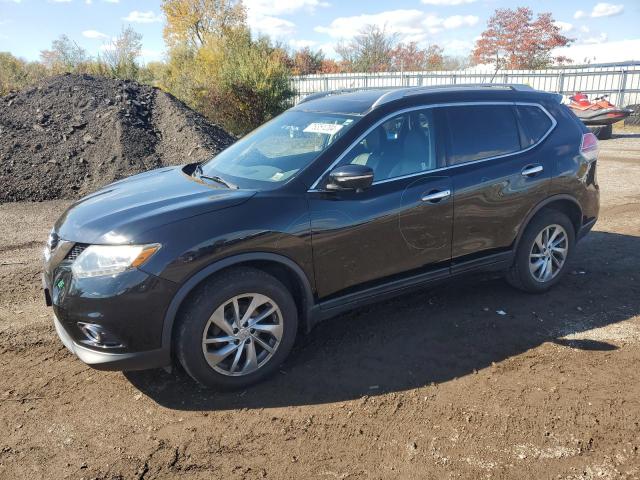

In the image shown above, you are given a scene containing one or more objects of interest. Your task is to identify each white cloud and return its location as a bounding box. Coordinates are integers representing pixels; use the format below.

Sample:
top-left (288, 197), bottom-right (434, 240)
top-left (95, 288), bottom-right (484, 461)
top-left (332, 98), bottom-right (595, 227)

top-left (554, 21), bottom-right (573, 32)
top-left (2, 0), bottom-right (22, 3)
top-left (103, 0), bottom-right (119, 2)
top-left (582, 33), bottom-right (609, 44)
top-left (441, 39), bottom-right (474, 54)
top-left (591, 2), bottom-right (624, 17)
top-left (316, 10), bottom-right (423, 38)
top-left (85, 0), bottom-right (92, 3)
top-left (245, 0), bottom-right (330, 39)
top-left (244, 0), bottom-right (329, 16)
top-left (580, 25), bottom-right (590, 33)
top-left (140, 48), bottom-right (163, 62)
top-left (318, 42), bottom-right (336, 57)
top-left (315, 10), bottom-right (478, 41)
top-left (122, 10), bottom-right (162, 23)
top-left (421, 0), bottom-right (476, 4)
top-left (554, 38), bottom-right (640, 63)
top-left (250, 15), bottom-right (295, 37)
top-left (289, 39), bottom-right (319, 49)
top-left (82, 29), bottom-right (108, 39)
top-left (441, 15), bottom-right (479, 29)
top-left (573, 10), bottom-right (587, 19)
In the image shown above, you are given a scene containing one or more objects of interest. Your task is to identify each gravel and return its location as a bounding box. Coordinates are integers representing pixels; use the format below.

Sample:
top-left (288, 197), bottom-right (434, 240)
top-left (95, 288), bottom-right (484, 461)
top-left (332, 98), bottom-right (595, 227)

top-left (0, 74), bottom-right (235, 202)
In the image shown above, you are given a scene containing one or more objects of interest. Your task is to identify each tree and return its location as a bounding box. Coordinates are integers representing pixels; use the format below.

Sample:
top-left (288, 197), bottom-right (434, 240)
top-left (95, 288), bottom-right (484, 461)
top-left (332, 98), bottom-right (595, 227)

top-left (40, 35), bottom-right (89, 73)
top-left (102, 26), bottom-right (143, 80)
top-left (390, 43), bottom-right (444, 71)
top-left (203, 32), bottom-right (295, 134)
top-left (319, 58), bottom-right (342, 73)
top-left (336, 25), bottom-right (397, 73)
top-left (472, 7), bottom-right (572, 70)
top-left (0, 52), bottom-right (48, 95)
top-left (292, 47), bottom-right (324, 75)
top-left (162, 0), bottom-right (247, 49)
top-left (161, 7), bottom-right (294, 135)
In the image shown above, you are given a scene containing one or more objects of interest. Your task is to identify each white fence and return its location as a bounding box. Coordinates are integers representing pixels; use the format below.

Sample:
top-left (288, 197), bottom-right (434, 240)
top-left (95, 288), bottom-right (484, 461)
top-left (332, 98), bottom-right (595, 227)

top-left (290, 62), bottom-right (640, 107)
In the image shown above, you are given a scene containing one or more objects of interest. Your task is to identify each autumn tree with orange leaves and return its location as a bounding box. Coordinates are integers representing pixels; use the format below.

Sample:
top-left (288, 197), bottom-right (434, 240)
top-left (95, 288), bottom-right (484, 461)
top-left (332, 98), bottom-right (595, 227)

top-left (472, 7), bottom-right (572, 70)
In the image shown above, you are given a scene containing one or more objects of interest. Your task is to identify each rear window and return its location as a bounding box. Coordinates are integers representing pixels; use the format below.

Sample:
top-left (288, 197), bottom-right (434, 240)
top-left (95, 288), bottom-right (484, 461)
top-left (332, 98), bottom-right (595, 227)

top-left (445, 105), bottom-right (521, 165)
top-left (516, 105), bottom-right (553, 146)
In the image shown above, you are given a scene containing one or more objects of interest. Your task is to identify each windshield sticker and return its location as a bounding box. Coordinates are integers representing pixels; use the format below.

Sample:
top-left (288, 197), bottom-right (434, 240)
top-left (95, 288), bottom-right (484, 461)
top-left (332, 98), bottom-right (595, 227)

top-left (303, 123), bottom-right (344, 135)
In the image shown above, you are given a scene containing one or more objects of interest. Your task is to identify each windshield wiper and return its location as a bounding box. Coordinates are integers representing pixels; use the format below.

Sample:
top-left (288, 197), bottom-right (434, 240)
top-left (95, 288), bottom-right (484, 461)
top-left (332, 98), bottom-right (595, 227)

top-left (193, 164), bottom-right (238, 189)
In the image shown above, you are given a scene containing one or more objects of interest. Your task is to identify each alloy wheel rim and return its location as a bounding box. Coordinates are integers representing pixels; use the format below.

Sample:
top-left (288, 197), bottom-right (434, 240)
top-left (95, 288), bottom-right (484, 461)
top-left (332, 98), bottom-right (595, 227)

top-left (529, 224), bottom-right (568, 282)
top-left (201, 293), bottom-right (283, 376)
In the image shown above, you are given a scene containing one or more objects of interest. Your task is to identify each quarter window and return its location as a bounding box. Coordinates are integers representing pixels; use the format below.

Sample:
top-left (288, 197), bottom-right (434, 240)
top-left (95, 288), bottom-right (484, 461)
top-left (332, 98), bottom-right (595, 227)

top-left (445, 105), bottom-right (521, 165)
top-left (516, 105), bottom-right (553, 146)
top-left (343, 109), bottom-right (437, 182)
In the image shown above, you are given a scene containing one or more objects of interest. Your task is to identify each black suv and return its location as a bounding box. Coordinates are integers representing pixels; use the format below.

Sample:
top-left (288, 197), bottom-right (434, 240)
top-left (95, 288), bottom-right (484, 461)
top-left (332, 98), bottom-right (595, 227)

top-left (43, 85), bottom-right (600, 388)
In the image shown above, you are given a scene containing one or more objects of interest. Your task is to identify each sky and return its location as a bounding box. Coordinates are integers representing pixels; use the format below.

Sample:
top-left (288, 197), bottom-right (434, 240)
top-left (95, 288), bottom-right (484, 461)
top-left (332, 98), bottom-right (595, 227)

top-left (0, 0), bottom-right (638, 66)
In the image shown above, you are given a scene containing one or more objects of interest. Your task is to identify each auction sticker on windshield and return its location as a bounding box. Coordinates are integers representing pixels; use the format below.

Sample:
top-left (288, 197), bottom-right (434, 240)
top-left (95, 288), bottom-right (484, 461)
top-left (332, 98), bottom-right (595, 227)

top-left (303, 123), bottom-right (345, 135)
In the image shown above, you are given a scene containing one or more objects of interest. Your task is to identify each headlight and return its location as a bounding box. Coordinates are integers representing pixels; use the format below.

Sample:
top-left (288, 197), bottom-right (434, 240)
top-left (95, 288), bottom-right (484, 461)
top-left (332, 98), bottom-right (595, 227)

top-left (71, 244), bottom-right (161, 279)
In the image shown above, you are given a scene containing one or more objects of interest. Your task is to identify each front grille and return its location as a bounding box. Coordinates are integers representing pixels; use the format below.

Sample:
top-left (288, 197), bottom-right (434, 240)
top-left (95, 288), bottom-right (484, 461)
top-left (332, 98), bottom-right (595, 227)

top-left (65, 243), bottom-right (89, 262)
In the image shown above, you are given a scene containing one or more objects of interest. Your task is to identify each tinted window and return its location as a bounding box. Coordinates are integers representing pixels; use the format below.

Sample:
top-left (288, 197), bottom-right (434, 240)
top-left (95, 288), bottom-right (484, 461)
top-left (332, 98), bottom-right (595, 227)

top-left (344, 109), bottom-right (437, 182)
top-left (445, 105), bottom-right (520, 165)
top-left (516, 105), bottom-right (553, 146)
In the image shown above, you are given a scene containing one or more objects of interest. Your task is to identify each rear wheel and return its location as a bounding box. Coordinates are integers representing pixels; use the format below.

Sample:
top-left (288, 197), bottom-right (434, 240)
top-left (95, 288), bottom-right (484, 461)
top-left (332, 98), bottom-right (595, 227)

top-left (506, 210), bottom-right (575, 293)
top-left (176, 267), bottom-right (298, 389)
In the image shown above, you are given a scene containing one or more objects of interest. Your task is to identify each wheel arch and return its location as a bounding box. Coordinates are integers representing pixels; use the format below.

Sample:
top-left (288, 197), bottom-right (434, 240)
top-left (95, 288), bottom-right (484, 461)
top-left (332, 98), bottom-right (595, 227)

top-left (514, 195), bottom-right (583, 251)
top-left (161, 253), bottom-right (315, 354)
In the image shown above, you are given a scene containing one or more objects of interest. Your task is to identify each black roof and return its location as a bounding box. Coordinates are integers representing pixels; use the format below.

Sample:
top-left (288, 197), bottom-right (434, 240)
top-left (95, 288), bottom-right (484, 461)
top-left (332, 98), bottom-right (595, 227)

top-left (292, 84), bottom-right (558, 115)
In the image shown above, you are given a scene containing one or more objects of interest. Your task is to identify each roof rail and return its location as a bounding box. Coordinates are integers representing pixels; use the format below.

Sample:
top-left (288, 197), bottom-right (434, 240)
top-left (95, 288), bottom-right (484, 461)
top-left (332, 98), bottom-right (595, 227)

top-left (371, 83), bottom-right (536, 109)
top-left (298, 88), bottom-right (366, 104)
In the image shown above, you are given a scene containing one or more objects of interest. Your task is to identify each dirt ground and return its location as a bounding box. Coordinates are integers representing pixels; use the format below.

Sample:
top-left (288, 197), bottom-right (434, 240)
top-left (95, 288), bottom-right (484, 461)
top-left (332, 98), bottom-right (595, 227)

top-left (1, 133), bottom-right (640, 480)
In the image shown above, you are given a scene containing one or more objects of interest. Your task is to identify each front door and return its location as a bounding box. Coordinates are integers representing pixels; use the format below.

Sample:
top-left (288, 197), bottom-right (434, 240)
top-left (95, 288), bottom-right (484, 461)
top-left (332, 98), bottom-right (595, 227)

top-left (308, 108), bottom-right (453, 299)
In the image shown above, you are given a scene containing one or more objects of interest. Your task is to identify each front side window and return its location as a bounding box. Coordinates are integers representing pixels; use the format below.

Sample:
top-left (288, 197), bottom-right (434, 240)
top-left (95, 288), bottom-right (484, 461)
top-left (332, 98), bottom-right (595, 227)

top-left (342, 108), bottom-right (437, 182)
top-left (445, 105), bottom-right (521, 165)
top-left (201, 111), bottom-right (359, 189)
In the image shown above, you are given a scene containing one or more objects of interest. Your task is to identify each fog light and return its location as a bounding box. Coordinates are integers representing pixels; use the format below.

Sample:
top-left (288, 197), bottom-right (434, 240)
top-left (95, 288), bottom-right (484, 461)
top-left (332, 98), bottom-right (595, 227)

top-left (77, 322), bottom-right (123, 348)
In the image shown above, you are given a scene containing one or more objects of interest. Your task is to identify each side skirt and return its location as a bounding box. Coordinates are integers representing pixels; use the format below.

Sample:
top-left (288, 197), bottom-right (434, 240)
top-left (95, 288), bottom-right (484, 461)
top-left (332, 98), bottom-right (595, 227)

top-left (308, 251), bottom-right (514, 328)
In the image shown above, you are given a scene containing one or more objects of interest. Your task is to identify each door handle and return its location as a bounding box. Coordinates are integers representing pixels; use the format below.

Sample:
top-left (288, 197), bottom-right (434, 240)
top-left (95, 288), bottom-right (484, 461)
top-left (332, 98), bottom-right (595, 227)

top-left (521, 165), bottom-right (543, 177)
top-left (421, 189), bottom-right (451, 203)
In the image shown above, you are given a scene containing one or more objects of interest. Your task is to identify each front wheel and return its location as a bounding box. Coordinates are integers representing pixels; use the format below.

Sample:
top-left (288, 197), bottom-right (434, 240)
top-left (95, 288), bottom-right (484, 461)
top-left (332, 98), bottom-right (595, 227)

top-left (506, 210), bottom-right (575, 293)
top-left (176, 267), bottom-right (298, 389)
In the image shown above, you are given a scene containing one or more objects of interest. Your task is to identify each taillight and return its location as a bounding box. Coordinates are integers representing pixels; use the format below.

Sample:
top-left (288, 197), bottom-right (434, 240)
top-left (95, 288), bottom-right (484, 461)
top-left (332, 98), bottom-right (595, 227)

top-left (580, 132), bottom-right (599, 161)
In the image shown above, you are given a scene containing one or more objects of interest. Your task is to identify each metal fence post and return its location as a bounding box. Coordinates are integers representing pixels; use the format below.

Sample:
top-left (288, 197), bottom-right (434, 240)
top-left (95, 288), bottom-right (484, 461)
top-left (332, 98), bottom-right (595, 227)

top-left (618, 69), bottom-right (628, 107)
top-left (557, 72), bottom-right (565, 95)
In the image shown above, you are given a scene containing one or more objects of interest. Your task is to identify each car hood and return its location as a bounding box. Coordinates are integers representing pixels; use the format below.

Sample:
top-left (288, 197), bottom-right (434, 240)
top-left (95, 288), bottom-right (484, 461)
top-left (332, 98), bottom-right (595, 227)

top-left (55, 165), bottom-right (256, 244)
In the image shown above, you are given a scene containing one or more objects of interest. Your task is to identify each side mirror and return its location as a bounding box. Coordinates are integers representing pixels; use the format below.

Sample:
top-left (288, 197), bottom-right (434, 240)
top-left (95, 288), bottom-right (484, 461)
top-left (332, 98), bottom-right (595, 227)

top-left (326, 164), bottom-right (374, 191)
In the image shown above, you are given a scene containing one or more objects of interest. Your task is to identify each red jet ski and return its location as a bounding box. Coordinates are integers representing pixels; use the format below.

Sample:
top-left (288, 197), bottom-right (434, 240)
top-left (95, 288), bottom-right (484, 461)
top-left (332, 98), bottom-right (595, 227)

top-left (568, 92), bottom-right (633, 139)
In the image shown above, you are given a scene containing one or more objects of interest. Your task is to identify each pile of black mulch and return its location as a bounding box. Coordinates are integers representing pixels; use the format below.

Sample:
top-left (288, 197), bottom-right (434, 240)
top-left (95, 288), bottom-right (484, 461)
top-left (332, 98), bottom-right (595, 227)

top-left (0, 74), bottom-right (236, 202)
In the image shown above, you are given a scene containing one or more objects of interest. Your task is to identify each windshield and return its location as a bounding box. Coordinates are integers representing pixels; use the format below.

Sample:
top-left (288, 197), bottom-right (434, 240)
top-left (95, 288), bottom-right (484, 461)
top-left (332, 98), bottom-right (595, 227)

top-left (200, 111), bottom-right (360, 189)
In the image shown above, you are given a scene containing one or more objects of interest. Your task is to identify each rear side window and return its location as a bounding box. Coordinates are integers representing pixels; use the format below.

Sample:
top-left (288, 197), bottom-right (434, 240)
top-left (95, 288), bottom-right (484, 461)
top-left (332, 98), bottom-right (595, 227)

top-left (516, 105), bottom-right (553, 146)
top-left (445, 105), bottom-right (521, 165)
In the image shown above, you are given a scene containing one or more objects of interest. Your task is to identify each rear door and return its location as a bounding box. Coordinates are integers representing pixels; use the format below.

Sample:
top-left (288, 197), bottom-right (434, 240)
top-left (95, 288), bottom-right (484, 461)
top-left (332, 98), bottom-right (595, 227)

top-left (444, 103), bottom-right (555, 265)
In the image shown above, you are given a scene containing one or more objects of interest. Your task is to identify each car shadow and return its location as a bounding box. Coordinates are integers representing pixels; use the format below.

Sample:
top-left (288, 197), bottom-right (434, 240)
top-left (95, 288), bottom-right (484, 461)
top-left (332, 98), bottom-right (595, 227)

top-left (125, 230), bottom-right (640, 411)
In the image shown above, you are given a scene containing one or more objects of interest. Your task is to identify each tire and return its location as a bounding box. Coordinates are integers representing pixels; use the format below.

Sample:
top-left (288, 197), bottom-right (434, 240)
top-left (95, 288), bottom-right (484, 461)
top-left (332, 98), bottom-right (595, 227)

top-left (506, 209), bottom-right (576, 293)
top-left (588, 124), bottom-right (612, 140)
top-left (175, 267), bottom-right (298, 389)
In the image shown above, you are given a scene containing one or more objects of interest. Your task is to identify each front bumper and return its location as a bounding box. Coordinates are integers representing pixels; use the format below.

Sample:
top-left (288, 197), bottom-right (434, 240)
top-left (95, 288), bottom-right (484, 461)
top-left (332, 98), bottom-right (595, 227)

top-left (53, 313), bottom-right (170, 371)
